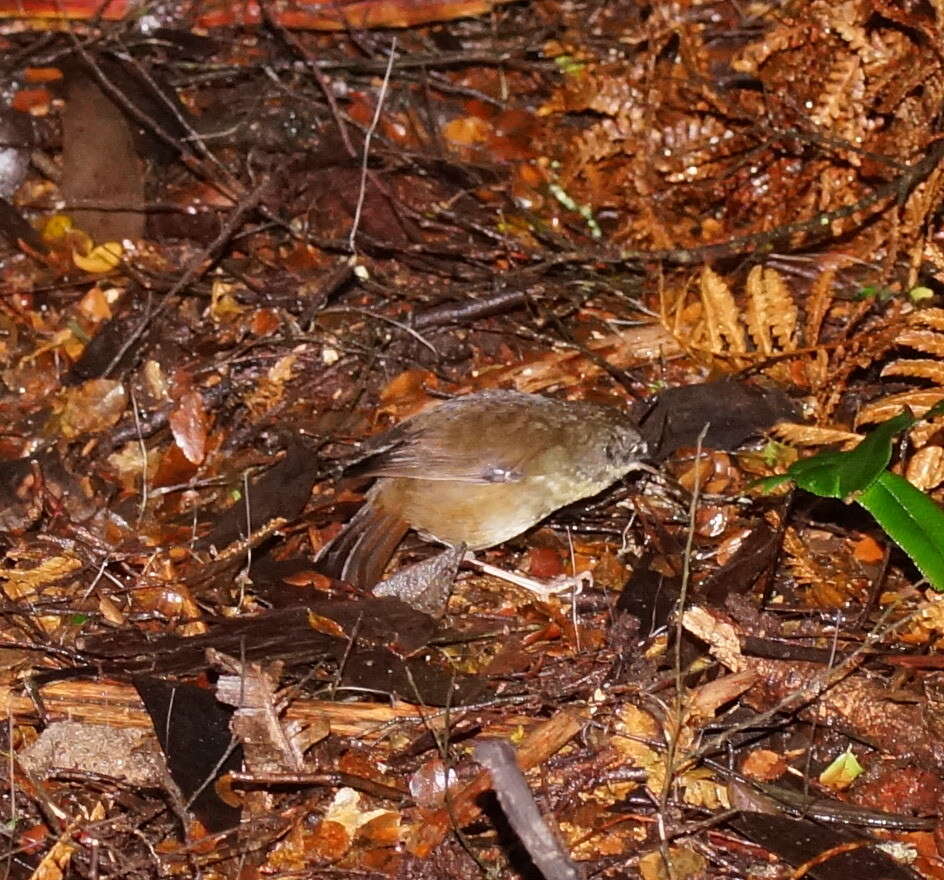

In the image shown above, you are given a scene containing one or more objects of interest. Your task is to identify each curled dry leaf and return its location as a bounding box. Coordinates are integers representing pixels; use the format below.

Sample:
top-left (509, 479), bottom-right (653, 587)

top-left (72, 241), bottom-right (123, 274)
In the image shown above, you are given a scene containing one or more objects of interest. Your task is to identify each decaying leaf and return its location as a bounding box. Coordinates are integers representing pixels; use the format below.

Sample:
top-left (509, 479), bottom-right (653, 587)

top-left (0, 554), bottom-right (82, 601)
top-left (55, 378), bottom-right (127, 438)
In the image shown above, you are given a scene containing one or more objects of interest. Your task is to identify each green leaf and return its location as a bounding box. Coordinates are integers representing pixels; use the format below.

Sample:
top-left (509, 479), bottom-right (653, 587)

top-left (753, 403), bottom-right (944, 590)
top-left (819, 748), bottom-right (864, 789)
top-left (858, 471), bottom-right (944, 591)
top-left (756, 402), bottom-right (944, 501)
top-left (783, 410), bottom-right (913, 499)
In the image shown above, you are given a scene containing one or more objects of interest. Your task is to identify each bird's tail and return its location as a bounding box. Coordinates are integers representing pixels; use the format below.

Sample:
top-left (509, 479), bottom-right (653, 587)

top-left (316, 501), bottom-right (409, 590)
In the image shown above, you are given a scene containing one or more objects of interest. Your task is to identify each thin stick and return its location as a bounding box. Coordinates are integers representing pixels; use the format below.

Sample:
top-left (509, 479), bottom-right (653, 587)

top-left (659, 423), bottom-right (709, 878)
top-left (349, 39), bottom-right (397, 255)
top-left (129, 388), bottom-right (148, 526)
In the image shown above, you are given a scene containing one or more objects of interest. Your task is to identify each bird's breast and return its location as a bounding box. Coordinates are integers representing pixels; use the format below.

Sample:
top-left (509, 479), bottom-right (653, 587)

top-left (372, 463), bottom-right (621, 550)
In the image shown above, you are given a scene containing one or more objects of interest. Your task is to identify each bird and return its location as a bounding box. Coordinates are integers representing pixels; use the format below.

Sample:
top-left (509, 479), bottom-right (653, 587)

top-left (317, 389), bottom-right (648, 589)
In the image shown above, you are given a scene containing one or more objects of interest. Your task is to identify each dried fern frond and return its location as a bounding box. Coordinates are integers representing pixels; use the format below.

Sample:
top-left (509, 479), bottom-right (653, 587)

top-left (903, 307), bottom-right (944, 331)
top-left (862, 307), bottom-right (944, 425)
top-left (906, 445), bottom-right (944, 492)
top-left (856, 389), bottom-right (944, 426)
top-left (782, 527), bottom-right (862, 608)
top-left (745, 265), bottom-right (798, 355)
top-left (805, 268), bottom-right (837, 346)
top-left (663, 264), bottom-right (831, 388)
top-left (892, 328), bottom-right (944, 357)
top-left (700, 267), bottom-right (747, 356)
top-left (771, 422), bottom-right (862, 448)
top-left (881, 359), bottom-right (944, 384)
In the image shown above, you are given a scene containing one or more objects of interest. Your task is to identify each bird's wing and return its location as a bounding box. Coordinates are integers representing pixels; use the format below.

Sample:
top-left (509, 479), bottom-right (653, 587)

top-left (346, 405), bottom-right (554, 483)
top-left (349, 432), bottom-right (530, 483)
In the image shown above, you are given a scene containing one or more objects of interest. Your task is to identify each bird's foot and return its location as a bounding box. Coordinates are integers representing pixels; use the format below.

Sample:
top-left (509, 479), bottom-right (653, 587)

top-left (463, 553), bottom-right (592, 601)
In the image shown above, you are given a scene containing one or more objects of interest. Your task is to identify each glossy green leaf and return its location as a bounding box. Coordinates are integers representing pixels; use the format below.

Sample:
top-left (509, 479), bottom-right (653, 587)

top-left (756, 401), bottom-right (944, 500)
top-left (786, 410), bottom-right (912, 499)
top-left (858, 471), bottom-right (944, 591)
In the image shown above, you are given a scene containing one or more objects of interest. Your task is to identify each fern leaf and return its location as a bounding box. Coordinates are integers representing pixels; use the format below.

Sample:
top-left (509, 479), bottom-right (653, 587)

top-left (894, 329), bottom-right (944, 357)
top-left (881, 359), bottom-right (944, 384)
top-left (856, 390), bottom-right (944, 426)
top-left (700, 266), bottom-right (746, 354)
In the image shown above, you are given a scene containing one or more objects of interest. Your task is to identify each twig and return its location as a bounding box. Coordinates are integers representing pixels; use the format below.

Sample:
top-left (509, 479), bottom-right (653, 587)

top-left (657, 423), bottom-right (709, 879)
top-left (129, 388), bottom-right (148, 527)
top-left (349, 38), bottom-right (397, 255)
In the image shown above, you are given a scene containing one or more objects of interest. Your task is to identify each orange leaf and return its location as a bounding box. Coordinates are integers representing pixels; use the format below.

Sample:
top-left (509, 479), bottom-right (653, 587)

top-left (853, 535), bottom-right (884, 564)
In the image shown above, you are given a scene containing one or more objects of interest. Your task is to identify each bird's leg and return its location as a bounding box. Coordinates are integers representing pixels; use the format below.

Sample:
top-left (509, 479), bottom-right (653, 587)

top-left (462, 552), bottom-right (592, 601)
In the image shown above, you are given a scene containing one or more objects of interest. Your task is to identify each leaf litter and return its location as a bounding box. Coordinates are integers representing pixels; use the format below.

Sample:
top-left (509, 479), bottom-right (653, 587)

top-left (1, 0), bottom-right (944, 878)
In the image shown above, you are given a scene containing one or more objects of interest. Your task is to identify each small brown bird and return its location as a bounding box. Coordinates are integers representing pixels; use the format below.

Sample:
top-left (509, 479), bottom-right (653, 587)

top-left (318, 389), bottom-right (648, 589)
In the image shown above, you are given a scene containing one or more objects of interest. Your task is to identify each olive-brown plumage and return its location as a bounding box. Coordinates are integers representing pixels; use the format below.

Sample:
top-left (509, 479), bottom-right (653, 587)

top-left (318, 389), bottom-right (647, 588)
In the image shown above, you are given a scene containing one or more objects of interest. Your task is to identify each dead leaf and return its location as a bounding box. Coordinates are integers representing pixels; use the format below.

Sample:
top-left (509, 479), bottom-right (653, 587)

top-left (72, 240), bottom-right (123, 273)
top-left (0, 555), bottom-right (83, 601)
top-left (168, 390), bottom-right (209, 465)
top-left (741, 749), bottom-right (788, 781)
top-left (56, 378), bottom-right (126, 438)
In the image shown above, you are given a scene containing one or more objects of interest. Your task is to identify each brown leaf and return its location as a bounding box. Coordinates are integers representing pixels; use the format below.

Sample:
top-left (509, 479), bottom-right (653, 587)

top-left (195, 0), bottom-right (518, 30)
top-left (61, 69), bottom-right (144, 241)
top-left (57, 379), bottom-right (126, 439)
top-left (168, 390), bottom-right (208, 465)
top-left (741, 749), bottom-right (788, 781)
